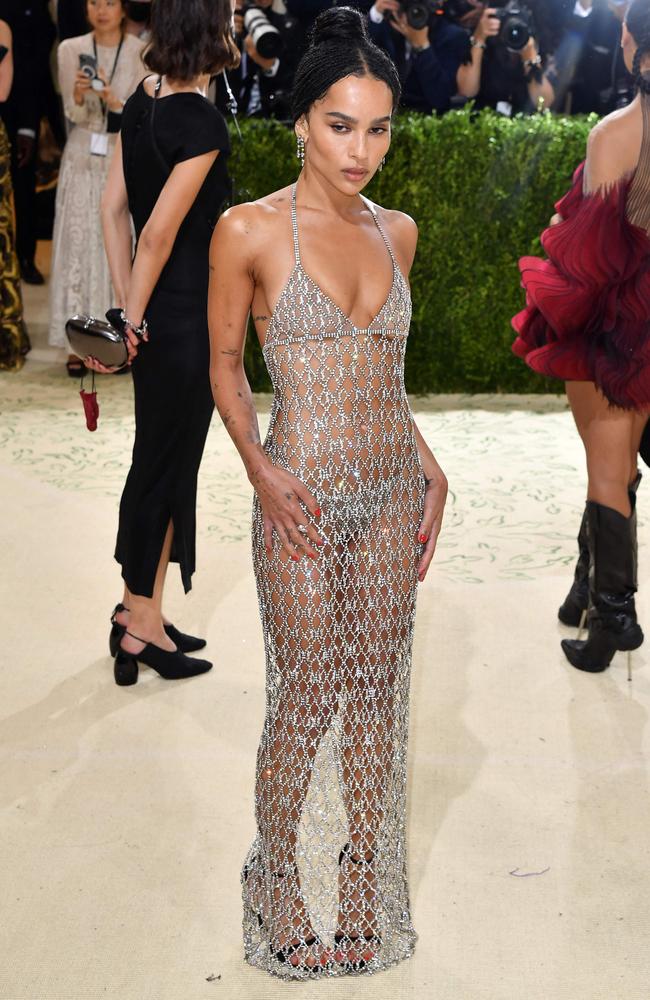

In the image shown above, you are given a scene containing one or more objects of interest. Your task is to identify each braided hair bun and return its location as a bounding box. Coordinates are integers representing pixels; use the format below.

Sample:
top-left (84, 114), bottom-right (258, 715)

top-left (291, 6), bottom-right (400, 123)
top-left (310, 7), bottom-right (370, 47)
top-left (627, 0), bottom-right (650, 94)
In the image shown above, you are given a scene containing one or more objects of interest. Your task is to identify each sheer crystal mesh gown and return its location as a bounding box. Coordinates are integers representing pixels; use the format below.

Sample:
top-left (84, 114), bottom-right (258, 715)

top-left (241, 186), bottom-right (426, 979)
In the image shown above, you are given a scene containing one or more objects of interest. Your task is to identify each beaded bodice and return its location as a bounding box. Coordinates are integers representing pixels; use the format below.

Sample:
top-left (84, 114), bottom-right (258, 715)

top-left (261, 185), bottom-right (418, 500)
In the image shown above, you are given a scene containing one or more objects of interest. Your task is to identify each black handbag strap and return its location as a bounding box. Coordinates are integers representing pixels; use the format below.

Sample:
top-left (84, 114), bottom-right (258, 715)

top-left (149, 75), bottom-right (172, 177)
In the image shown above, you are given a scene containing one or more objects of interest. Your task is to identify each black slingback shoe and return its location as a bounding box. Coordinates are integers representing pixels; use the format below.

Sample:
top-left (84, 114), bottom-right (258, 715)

top-left (334, 842), bottom-right (382, 972)
top-left (559, 472), bottom-right (642, 628)
top-left (561, 500), bottom-right (644, 676)
top-left (109, 604), bottom-right (207, 658)
top-left (114, 630), bottom-right (213, 685)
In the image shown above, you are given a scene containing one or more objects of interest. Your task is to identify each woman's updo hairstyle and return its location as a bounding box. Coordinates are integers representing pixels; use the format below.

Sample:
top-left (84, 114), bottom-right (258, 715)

top-left (145, 0), bottom-right (239, 82)
top-left (627, 0), bottom-right (650, 96)
top-left (291, 6), bottom-right (401, 124)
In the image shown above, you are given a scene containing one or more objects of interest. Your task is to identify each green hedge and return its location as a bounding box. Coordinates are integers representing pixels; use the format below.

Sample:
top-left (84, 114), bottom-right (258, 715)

top-left (229, 108), bottom-right (595, 394)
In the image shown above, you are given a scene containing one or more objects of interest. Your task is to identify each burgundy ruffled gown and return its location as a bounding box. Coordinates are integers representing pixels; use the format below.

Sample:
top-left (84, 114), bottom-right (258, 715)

top-left (512, 133), bottom-right (650, 410)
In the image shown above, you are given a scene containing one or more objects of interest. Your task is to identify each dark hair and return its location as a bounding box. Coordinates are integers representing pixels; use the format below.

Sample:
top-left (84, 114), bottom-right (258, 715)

top-left (291, 6), bottom-right (401, 124)
top-left (627, 0), bottom-right (650, 94)
top-left (144, 0), bottom-right (239, 82)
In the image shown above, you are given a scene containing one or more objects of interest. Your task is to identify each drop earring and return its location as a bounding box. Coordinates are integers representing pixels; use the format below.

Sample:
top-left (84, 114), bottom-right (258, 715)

top-left (296, 135), bottom-right (305, 168)
top-left (379, 156), bottom-right (386, 172)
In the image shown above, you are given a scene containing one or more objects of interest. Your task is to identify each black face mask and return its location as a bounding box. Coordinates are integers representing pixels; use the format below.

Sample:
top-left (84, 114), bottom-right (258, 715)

top-left (126, 2), bottom-right (150, 22)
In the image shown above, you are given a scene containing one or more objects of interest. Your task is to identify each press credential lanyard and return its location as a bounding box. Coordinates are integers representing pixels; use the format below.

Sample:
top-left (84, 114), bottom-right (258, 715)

top-left (89, 33), bottom-right (124, 156)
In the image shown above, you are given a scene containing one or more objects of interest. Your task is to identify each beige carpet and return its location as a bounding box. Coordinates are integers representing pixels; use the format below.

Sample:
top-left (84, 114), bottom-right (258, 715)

top-left (2, 272), bottom-right (650, 998)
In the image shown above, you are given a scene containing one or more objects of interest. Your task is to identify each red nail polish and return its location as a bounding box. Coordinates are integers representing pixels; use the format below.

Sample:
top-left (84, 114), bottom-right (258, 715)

top-left (290, 554), bottom-right (299, 561)
top-left (314, 508), bottom-right (322, 518)
top-left (308, 552), bottom-right (317, 560)
top-left (419, 533), bottom-right (428, 544)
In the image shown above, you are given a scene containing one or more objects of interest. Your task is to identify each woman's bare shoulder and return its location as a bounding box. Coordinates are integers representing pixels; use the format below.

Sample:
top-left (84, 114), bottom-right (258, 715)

top-left (372, 203), bottom-right (418, 266)
top-left (212, 186), bottom-right (293, 261)
top-left (0, 19), bottom-right (11, 44)
top-left (586, 103), bottom-right (642, 189)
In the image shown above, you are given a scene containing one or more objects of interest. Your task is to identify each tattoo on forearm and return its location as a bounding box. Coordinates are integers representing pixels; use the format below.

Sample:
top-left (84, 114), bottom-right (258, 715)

top-left (254, 314), bottom-right (269, 322)
top-left (220, 348), bottom-right (239, 357)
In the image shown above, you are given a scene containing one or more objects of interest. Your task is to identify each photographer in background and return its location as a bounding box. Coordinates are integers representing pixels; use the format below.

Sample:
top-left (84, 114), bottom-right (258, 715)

top-left (455, 0), bottom-right (558, 114)
top-left (552, 0), bottom-right (629, 114)
top-left (368, 0), bottom-right (467, 114)
top-left (216, 1), bottom-right (299, 119)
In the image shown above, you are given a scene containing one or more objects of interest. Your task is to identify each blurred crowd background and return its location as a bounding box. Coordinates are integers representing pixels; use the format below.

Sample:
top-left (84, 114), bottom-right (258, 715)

top-left (0, 0), bottom-right (637, 372)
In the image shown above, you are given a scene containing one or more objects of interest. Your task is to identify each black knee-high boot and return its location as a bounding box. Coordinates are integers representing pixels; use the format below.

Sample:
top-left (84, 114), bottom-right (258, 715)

top-left (558, 472), bottom-right (642, 628)
top-left (561, 499), bottom-right (644, 672)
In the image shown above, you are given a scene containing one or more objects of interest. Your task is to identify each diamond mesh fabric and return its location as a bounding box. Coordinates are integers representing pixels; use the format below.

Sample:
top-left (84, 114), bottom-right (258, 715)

top-left (241, 184), bottom-right (426, 979)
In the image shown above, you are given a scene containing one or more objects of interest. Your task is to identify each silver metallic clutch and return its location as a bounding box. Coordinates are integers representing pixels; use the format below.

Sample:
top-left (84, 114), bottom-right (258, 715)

top-left (65, 314), bottom-right (129, 369)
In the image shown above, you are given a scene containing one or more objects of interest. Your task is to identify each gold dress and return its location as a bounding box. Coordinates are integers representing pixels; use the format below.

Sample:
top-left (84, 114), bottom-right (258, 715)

top-left (0, 119), bottom-right (28, 371)
top-left (242, 184), bottom-right (426, 979)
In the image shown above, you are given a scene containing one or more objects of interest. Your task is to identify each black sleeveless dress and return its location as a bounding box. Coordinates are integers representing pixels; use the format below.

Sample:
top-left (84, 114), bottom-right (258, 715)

top-left (115, 81), bottom-right (231, 597)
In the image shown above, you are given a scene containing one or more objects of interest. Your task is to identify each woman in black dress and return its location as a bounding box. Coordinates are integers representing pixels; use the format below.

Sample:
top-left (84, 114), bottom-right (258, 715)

top-left (85, 0), bottom-right (239, 685)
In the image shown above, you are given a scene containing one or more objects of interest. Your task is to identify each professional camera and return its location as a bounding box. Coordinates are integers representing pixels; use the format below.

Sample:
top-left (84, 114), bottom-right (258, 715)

top-left (239, 4), bottom-right (284, 58)
top-left (488, 0), bottom-right (533, 51)
top-left (442, 0), bottom-right (533, 51)
top-left (385, 0), bottom-right (439, 30)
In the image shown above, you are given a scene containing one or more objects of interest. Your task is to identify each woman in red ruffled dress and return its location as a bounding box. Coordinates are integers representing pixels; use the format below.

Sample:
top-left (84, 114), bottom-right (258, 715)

top-left (512, 0), bottom-right (650, 675)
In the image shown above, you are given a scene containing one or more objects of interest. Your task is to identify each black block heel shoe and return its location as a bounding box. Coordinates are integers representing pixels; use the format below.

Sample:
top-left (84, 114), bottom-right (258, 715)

top-left (114, 630), bottom-right (213, 686)
top-left (109, 604), bottom-right (207, 658)
top-left (334, 842), bottom-right (382, 972)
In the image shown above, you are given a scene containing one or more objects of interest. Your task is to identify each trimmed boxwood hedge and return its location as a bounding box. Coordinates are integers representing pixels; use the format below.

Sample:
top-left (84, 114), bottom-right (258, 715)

top-left (229, 108), bottom-right (595, 394)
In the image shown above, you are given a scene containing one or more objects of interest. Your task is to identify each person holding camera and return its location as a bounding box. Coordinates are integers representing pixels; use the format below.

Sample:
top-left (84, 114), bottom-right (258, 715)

top-left (218, 1), bottom-right (295, 118)
top-left (456, 1), bottom-right (556, 114)
top-left (48, 0), bottom-right (145, 375)
top-left (368, 0), bottom-right (468, 114)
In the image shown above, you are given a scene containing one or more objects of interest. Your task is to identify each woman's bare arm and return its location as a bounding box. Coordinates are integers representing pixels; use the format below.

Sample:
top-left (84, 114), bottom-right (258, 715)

top-left (208, 206), bottom-right (323, 560)
top-left (387, 208), bottom-right (448, 580)
top-left (101, 134), bottom-right (132, 308)
top-left (123, 149), bottom-right (219, 331)
top-left (0, 20), bottom-right (13, 103)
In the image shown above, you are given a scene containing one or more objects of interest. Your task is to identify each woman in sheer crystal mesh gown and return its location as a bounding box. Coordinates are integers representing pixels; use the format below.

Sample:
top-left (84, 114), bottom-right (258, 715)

top-left (512, 0), bottom-right (650, 675)
top-left (209, 8), bottom-right (448, 981)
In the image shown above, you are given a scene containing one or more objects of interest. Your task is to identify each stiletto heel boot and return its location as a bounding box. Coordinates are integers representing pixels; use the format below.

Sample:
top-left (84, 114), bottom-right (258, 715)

top-left (562, 500), bottom-right (644, 673)
top-left (109, 603), bottom-right (207, 657)
top-left (334, 842), bottom-right (382, 971)
top-left (114, 630), bottom-right (212, 685)
top-left (559, 472), bottom-right (642, 628)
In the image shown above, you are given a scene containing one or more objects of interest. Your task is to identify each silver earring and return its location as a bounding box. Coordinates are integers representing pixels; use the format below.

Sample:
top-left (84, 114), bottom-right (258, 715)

top-left (379, 156), bottom-right (386, 172)
top-left (296, 135), bottom-right (305, 168)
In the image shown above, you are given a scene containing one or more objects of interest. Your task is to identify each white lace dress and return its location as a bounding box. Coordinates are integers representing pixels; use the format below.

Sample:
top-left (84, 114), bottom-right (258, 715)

top-left (48, 32), bottom-right (145, 348)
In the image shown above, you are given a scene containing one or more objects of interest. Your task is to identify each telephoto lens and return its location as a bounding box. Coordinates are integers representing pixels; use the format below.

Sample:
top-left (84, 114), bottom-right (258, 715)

top-left (244, 6), bottom-right (283, 58)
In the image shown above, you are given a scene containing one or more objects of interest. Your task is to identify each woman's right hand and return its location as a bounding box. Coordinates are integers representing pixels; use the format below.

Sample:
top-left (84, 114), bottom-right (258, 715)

top-left (251, 462), bottom-right (324, 561)
top-left (73, 69), bottom-right (92, 105)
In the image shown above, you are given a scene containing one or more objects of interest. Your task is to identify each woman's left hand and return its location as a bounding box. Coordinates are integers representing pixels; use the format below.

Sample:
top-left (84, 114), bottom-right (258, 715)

top-left (416, 471), bottom-right (448, 583)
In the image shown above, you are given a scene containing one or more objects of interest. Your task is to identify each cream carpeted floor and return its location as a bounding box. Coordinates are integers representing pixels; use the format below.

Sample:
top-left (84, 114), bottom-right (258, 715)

top-left (1, 257), bottom-right (650, 999)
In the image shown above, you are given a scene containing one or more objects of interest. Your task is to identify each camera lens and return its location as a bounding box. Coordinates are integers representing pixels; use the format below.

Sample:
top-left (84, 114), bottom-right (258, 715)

top-left (503, 15), bottom-right (530, 51)
top-left (404, 2), bottom-right (430, 30)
